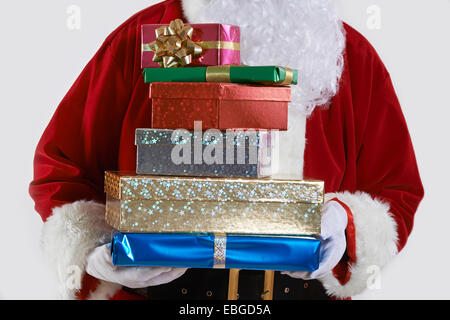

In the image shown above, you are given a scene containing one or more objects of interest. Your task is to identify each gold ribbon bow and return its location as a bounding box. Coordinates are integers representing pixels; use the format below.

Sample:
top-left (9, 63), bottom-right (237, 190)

top-left (148, 19), bottom-right (203, 68)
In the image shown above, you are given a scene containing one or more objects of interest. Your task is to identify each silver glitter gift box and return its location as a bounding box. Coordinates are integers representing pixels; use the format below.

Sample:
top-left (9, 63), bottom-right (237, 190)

top-left (135, 129), bottom-right (273, 178)
top-left (105, 172), bottom-right (324, 236)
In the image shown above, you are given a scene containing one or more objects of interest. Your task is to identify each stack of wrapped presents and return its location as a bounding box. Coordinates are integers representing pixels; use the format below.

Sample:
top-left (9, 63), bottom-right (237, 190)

top-left (104, 19), bottom-right (324, 274)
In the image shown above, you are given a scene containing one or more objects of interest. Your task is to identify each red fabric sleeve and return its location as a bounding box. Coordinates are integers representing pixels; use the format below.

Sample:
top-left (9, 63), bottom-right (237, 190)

top-left (332, 70), bottom-right (424, 289)
top-left (331, 44), bottom-right (423, 285)
top-left (29, 40), bottom-right (132, 221)
top-left (354, 70), bottom-right (424, 251)
top-left (28, 1), bottom-right (182, 300)
top-left (339, 25), bottom-right (424, 252)
top-left (332, 29), bottom-right (424, 285)
top-left (28, 39), bottom-right (135, 298)
top-left (28, 0), bottom-right (174, 221)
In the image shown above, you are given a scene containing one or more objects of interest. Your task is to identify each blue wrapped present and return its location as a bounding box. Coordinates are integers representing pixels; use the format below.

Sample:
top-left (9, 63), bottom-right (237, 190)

top-left (111, 233), bottom-right (320, 272)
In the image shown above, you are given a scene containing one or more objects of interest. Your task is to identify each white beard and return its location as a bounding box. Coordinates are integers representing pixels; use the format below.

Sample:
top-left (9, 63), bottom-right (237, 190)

top-left (182, 0), bottom-right (346, 177)
top-left (184, 0), bottom-right (345, 115)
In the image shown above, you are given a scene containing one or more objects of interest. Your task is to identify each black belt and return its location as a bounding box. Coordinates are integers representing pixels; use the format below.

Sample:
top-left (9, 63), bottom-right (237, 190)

top-left (123, 269), bottom-right (330, 300)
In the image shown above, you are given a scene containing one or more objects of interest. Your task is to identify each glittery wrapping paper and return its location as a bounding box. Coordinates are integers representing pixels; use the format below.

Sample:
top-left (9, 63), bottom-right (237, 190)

top-left (111, 233), bottom-right (320, 271)
top-left (104, 172), bottom-right (323, 235)
top-left (105, 172), bottom-right (323, 203)
top-left (141, 23), bottom-right (241, 68)
top-left (150, 83), bottom-right (290, 130)
top-left (143, 66), bottom-right (298, 85)
top-left (135, 129), bottom-right (273, 178)
top-left (106, 196), bottom-right (321, 235)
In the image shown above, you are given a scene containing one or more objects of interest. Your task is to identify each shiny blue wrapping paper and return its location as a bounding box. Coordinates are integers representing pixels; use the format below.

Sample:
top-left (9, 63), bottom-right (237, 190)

top-left (111, 233), bottom-right (320, 271)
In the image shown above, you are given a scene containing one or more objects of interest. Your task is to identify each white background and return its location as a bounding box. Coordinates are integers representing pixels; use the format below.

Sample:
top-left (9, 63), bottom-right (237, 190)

top-left (0, 0), bottom-right (449, 299)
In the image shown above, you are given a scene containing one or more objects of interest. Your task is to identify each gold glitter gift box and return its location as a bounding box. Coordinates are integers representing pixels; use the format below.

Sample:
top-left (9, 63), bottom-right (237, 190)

top-left (105, 172), bottom-right (324, 236)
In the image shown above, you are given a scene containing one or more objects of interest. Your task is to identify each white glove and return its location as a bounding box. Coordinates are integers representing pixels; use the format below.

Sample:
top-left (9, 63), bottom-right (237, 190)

top-left (282, 200), bottom-right (348, 280)
top-left (86, 244), bottom-right (188, 288)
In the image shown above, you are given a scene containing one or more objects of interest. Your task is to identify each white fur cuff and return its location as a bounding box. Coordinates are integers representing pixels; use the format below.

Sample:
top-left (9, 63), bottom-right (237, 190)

top-left (320, 192), bottom-right (399, 299)
top-left (41, 200), bottom-right (120, 299)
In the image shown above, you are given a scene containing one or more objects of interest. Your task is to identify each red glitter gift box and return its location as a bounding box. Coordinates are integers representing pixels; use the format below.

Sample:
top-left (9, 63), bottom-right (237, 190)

top-left (150, 82), bottom-right (290, 130)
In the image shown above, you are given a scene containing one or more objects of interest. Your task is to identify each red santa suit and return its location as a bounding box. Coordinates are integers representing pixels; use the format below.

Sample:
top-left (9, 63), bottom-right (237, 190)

top-left (29, 0), bottom-right (424, 300)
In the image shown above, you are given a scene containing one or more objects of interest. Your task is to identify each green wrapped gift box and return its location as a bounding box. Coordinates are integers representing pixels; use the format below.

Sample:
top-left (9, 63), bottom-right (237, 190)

top-left (143, 65), bottom-right (298, 86)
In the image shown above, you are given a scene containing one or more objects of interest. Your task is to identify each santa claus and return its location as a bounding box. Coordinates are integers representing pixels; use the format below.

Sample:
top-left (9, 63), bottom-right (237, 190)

top-left (29, 0), bottom-right (424, 300)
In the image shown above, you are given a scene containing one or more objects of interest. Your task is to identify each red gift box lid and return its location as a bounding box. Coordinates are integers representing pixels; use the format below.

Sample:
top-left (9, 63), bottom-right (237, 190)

top-left (150, 83), bottom-right (291, 101)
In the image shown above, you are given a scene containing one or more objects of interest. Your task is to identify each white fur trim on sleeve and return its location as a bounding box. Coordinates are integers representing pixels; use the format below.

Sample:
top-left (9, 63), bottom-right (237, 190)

top-left (41, 200), bottom-right (121, 300)
top-left (319, 192), bottom-right (399, 299)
